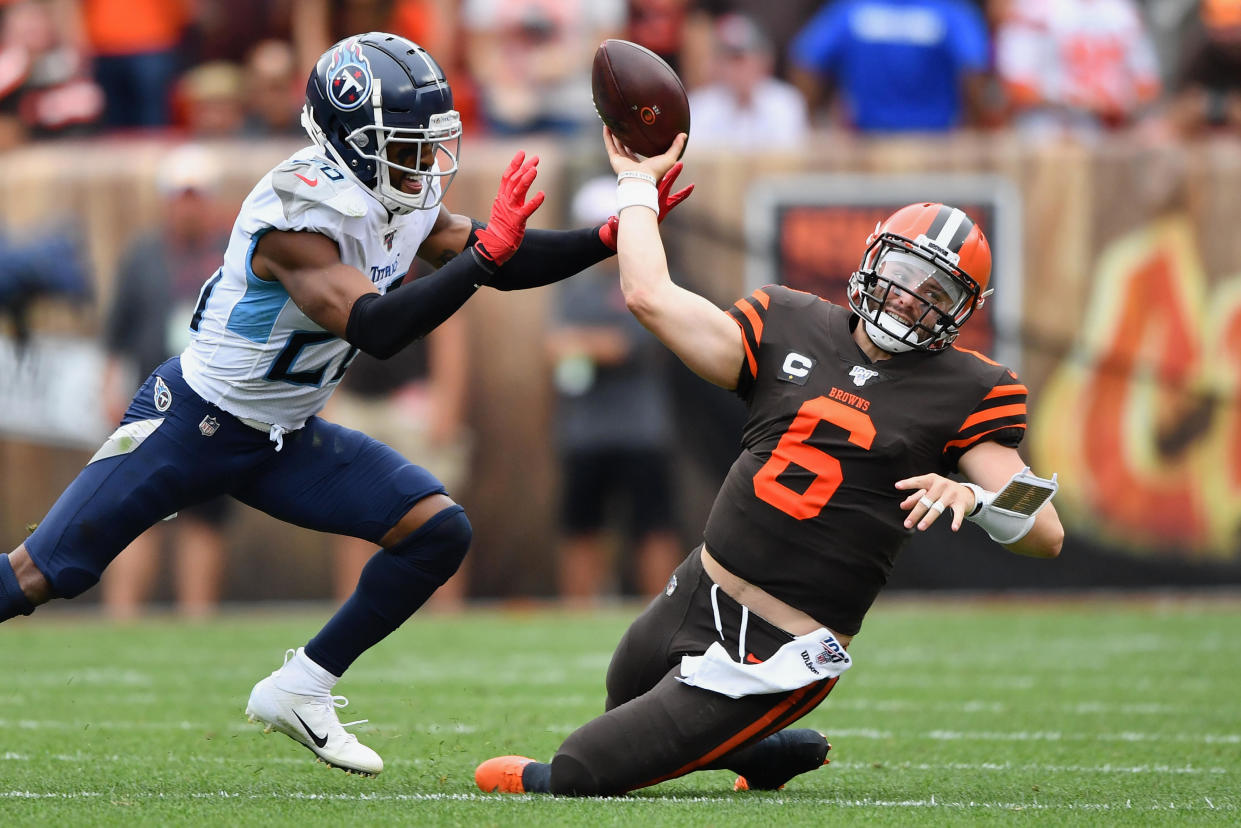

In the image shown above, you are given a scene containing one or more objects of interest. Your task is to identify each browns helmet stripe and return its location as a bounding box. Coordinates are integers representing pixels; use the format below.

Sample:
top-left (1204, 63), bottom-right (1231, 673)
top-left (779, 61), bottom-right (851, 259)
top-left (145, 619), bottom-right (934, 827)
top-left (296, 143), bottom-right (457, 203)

top-left (925, 204), bottom-right (954, 239)
top-left (930, 207), bottom-right (972, 253)
top-left (944, 211), bottom-right (975, 253)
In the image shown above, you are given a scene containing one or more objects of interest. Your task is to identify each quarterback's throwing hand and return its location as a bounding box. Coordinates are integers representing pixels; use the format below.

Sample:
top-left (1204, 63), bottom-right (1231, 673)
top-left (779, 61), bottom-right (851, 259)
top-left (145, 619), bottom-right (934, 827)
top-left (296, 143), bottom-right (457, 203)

top-left (895, 474), bottom-right (976, 532)
top-left (474, 151), bottom-right (546, 267)
top-left (598, 130), bottom-right (693, 250)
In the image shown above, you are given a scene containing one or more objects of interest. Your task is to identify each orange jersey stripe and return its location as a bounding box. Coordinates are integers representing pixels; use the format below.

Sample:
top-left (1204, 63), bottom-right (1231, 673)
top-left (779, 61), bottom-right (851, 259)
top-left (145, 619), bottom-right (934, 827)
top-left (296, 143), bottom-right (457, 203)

top-left (729, 314), bottom-right (758, 378)
top-left (952, 344), bottom-right (1005, 369)
top-left (734, 296), bottom-right (765, 349)
top-left (984, 383), bottom-right (1028, 400)
top-left (958, 403), bottom-right (1027, 432)
top-left (752, 288), bottom-right (771, 309)
top-left (944, 422), bottom-right (1027, 450)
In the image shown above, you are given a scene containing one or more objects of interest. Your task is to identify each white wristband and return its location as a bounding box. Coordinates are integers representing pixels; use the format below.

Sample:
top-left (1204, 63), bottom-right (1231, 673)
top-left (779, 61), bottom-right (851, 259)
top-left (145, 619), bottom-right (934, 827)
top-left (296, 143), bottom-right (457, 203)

top-left (616, 178), bottom-right (658, 214)
top-left (962, 468), bottom-right (1058, 545)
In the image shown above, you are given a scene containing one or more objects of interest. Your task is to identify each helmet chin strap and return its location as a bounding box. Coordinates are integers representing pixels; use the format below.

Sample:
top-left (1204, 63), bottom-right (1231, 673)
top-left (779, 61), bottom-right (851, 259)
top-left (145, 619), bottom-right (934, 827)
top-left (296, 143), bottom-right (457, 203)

top-left (863, 314), bottom-right (920, 354)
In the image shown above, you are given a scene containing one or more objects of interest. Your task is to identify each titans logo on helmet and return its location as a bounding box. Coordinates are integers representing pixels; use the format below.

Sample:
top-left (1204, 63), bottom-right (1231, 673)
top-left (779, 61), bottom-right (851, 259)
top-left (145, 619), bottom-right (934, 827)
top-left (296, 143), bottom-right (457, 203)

top-left (327, 38), bottom-right (372, 111)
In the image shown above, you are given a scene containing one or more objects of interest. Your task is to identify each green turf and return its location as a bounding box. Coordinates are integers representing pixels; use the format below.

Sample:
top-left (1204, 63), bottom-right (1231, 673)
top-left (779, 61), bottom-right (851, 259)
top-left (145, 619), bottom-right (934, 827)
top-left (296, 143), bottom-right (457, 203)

top-left (1, 596), bottom-right (1238, 826)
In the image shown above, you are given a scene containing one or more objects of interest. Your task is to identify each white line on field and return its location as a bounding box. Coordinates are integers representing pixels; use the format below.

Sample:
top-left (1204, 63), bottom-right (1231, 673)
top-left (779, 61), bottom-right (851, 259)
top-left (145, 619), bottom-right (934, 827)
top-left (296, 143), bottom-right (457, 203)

top-left (826, 760), bottom-right (1231, 775)
top-left (1, 752), bottom-right (1230, 776)
top-left (0, 791), bottom-right (1235, 810)
top-left (826, 698), bottom-right (1186, 716)
top-left (2, 719), bottom-right (1236, 745)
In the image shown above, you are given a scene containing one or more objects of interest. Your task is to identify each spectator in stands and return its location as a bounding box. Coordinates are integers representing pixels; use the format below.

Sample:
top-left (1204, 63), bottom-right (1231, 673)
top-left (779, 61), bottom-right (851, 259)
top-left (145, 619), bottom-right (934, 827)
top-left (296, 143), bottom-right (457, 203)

top-left (0, 0), bottom-right (102, 148)
top-left (788, 0), bottom-right (992, 132)
top-left (292, 0), bottom-right (458, 69)
top-left (99, 145), bottom-right (235, 620)
top-left (687, 13), bottom-right (809, 150)
top-left (547, 176), bottom-right (682, 604)
top-left (293, 1), bottom-right (481, 131)
top-left (994, 0), bottom-right (1161, 139)
top-left (78, 0), bottom-right (188, 129)
top-left (1167, 0), bottom-right (1241, 136)
top-left (627, 0), bottom-right (692, 74)
top-left (174, 60), bottom-right (246, 137)
top-left (241, 39), bottom-right (304, 138)
top-left (683, 0), bottom-right (824, 85)
top-left (182, 0), bottom-right (291, 65)
top-left (462, 0), bottom-right (625, 136)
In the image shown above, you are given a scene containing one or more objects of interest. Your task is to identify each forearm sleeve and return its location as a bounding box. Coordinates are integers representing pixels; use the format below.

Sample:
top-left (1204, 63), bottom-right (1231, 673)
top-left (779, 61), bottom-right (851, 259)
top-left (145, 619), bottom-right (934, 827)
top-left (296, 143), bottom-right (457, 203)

top-left (344, 247), bottom-right (493, 359)
top-left (487, 226), bottom-right (613, 291)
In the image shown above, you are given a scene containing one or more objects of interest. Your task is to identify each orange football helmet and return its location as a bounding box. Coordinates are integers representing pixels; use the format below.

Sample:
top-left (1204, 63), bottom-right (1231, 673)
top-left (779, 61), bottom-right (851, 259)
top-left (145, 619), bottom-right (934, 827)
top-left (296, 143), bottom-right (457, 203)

top-left (847, 202), bottom-right (992, 353)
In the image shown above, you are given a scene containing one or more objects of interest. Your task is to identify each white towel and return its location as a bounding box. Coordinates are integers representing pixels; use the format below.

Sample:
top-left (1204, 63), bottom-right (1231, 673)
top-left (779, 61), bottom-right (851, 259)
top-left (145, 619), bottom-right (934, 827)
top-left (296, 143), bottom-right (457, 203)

top-left (678, 627), bottom-right (852, 699)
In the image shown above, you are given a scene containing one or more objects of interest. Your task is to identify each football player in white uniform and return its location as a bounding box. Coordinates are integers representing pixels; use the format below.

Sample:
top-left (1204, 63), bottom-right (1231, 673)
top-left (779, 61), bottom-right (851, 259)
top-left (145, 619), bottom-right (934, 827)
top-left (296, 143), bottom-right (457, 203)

top-left (0, 32), bottom-right (691, 777)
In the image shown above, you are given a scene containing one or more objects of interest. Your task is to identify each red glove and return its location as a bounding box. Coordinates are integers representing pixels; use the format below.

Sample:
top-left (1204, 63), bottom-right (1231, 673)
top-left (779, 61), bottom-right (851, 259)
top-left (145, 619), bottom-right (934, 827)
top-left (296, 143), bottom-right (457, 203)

top-left (598, 161), bottom-right (695, 251)
top-left (474, 151), bottom-right (546, 267)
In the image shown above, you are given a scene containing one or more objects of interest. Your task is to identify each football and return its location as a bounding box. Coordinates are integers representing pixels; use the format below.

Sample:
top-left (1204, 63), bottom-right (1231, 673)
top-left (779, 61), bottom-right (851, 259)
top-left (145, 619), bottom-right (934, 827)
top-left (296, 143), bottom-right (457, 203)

top-left (591, 39), bottom-right (690, 157)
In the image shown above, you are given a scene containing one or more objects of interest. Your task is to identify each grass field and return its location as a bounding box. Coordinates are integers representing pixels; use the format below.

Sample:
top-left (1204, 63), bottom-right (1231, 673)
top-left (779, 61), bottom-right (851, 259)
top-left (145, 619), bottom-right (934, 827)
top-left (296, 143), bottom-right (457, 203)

top-left (1, 594), bottom-right (1239, 826)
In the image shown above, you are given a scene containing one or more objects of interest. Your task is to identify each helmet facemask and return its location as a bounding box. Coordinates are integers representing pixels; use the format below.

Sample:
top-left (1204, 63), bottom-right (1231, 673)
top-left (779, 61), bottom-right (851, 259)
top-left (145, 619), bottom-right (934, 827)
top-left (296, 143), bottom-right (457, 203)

top-left (848, 236), bottom-right (984, 353)
top-left (303, 87), bottom-right (461, 215)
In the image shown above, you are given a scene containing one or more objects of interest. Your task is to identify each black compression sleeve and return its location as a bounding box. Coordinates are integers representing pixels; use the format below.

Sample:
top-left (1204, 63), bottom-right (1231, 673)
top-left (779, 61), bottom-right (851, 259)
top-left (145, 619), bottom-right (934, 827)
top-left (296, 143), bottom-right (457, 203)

top-left (487, 226), bottom-right (613, 291)
top-left (344, 247), bottom-right (493, 359)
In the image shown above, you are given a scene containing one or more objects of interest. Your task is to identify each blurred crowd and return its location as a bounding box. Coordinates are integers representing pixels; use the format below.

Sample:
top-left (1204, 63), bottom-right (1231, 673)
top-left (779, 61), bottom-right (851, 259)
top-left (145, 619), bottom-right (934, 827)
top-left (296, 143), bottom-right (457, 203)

top-left (3, 0), bottom-right (1240, 615)
top-left (0, 0), bottom-right (1238, 150)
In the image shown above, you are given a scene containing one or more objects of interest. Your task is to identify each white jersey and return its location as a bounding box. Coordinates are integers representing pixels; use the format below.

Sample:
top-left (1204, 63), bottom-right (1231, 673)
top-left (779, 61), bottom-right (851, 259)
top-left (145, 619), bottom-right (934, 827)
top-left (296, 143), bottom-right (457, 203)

top-left (181, 146), bottom-right (440, 431)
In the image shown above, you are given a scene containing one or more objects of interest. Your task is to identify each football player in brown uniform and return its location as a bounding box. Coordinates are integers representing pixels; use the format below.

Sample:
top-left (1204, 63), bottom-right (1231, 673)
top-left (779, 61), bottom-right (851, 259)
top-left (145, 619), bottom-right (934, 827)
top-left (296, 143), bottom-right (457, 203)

top-left (476, 131), bottom-right (1064, 797)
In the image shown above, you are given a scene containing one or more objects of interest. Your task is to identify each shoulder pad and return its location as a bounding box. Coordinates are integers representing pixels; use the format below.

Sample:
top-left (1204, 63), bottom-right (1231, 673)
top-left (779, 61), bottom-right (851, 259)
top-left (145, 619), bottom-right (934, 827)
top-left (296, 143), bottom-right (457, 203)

top-left (272, 160), bottom-right (369, 219)
top-left (762, 284), bottom-right (821, 309)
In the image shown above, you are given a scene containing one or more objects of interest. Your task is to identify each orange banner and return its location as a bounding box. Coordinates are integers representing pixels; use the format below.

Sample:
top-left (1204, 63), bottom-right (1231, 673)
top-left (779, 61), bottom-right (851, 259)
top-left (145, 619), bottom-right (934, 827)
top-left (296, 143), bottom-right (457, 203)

top-left (1033, 214), bottom-right (1241, 558)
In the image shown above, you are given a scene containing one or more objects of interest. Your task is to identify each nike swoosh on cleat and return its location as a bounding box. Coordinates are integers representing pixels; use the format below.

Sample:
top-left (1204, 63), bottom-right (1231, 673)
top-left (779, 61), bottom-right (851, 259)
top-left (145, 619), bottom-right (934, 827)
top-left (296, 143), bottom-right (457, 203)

top-left (294, 172), bottom-right (319, 186)
top-left (293, 711), bottom-right (329, 747)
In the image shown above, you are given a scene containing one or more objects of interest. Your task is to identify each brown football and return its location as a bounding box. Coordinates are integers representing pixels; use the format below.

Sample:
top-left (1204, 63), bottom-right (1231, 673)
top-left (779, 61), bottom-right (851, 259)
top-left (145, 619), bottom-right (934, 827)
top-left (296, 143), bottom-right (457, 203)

top-left (591, 39), bottom-right (690, 157)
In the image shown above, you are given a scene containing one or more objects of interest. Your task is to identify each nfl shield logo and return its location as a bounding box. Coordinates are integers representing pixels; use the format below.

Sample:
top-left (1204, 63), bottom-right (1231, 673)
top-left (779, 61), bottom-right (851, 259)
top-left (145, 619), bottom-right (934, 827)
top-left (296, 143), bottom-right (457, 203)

top-left (199, 416), bottom-right (220, 437)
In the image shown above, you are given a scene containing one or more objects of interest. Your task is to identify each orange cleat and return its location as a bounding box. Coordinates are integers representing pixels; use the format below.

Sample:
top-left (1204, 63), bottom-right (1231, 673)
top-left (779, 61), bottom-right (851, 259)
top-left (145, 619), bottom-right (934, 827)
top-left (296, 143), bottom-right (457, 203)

top-left (475, 755), bottom-right (536, 794)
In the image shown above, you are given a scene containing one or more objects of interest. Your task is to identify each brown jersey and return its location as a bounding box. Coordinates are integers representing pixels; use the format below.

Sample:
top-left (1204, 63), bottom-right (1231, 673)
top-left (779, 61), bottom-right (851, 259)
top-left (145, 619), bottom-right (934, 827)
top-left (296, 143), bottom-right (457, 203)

top-left (704, 286), bottom-right (1026, 635)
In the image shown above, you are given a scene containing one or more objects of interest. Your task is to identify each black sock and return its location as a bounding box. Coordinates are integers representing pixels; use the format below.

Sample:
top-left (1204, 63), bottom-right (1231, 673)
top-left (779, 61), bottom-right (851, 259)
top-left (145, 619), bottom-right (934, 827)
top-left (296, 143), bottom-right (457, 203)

top-left (521, 761), bottom-right (552, 793)
top-left (305, 507), bottom-right (471, 675)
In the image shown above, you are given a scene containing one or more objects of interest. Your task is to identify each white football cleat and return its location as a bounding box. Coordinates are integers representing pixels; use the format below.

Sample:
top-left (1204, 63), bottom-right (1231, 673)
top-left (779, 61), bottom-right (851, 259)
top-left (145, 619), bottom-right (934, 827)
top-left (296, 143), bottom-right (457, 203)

top-left (245, 669), bottom-right (383, 776)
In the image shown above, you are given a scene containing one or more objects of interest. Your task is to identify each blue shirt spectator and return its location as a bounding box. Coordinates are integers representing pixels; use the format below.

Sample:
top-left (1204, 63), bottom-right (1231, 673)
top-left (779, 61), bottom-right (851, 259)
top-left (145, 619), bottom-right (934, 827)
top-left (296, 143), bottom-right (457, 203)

top-left (789, 0), bottom-right (991, 131)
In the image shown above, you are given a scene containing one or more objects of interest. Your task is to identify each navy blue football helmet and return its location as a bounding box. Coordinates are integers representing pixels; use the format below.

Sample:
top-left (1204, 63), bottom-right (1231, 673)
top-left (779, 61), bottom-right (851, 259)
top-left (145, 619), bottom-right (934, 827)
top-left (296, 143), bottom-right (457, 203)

top-left (302, 32), bottom-right (461, 214)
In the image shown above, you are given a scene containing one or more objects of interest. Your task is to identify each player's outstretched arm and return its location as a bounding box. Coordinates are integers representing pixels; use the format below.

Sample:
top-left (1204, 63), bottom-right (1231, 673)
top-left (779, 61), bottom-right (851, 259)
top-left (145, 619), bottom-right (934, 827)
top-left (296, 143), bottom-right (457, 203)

top-left (895, 441), bottom-right (1063, 559)
top-left (957, 441), bottom-right (1063, 558)
top-left (259, 153), bottom-right (545, 360)
top-left (603, 129), bottom-right (745, 390)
